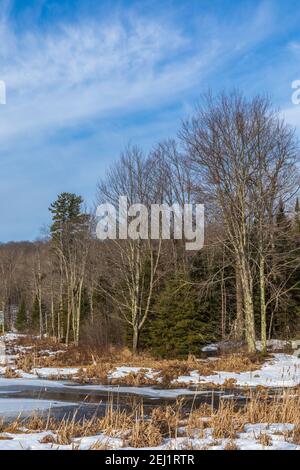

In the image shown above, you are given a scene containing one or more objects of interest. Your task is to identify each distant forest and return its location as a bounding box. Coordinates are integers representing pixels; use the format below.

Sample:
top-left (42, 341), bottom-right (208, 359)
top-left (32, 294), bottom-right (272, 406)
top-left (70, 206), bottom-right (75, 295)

top-left (1, 91), bottom-right (300, 357)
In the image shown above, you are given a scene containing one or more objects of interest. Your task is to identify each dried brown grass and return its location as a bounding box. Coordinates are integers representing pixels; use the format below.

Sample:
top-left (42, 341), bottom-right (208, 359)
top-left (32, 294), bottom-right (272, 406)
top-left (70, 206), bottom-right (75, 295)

top-left (125, 420), bottom-right (163, 448)
top-left (186, 390), bottom-right (300, 444)
top-left (245, 392), bottom-right (300, 424)
top-left (97, 404), bottom-right (133, 436)
top-left (210, 401), bottom-right (239, 439)
top-left (257, 432), bottom-right (272, 447)
top-left (1, 390), bottom-right (300, 449)
top-left (88, 439), bottom-right (112, 450)
top-left (212, 353), bottom-right (265, 373)
top-left (3, 367), bottom-right (21, 378)
top-left (39, 434), bottom-right (56, 444)
top-left (290, 422), bottom-right (300, 444)
top-left (9, 336), bottom-right (267, 387)
top-left (224, 440), bottom-right (239, 450)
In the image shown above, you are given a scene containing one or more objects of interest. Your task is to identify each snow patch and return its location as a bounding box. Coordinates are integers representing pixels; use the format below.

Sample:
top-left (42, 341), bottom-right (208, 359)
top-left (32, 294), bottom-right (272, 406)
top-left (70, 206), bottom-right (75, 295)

top-left (32, 367), bottom-right (80, 378)
top-left (176, 354), bottom-right (300, 388)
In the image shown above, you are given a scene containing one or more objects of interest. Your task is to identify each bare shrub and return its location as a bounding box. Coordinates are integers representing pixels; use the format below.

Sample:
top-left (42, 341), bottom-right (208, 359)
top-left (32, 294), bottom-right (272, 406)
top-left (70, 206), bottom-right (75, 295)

top-left (224, 440), bottom-right (239, 450)
top-left (257, 432), bottom-right (272, 447)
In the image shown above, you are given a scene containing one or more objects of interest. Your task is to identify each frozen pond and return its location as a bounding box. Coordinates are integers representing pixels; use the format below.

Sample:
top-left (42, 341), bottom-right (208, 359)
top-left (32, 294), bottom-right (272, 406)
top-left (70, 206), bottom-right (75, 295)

top-left (0, 376), bottom-right (248, 422)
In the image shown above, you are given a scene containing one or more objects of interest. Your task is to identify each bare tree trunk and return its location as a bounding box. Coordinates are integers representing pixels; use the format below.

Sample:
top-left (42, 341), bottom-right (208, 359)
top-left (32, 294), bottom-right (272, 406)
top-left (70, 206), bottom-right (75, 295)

top-left (74, 277), bottom-right (84, 345)
top-left (56, 259), bottom-right (63, 342)
top-left (132, 326), bottom-right (139, 355)
top-left (51, 292), bottom-right (55, 339)
top-left (65, 291), bottom-right (71, 346)
top-left (240, 256), bottom-right (256, 353)
top-left (1, 301), bottom-right (5, 334)
top-left (35, 254), bottom-right (44, 339)
top-left (235, 260), bottom-right (244, 340)
top-left (220, 260), bottom-right (226, 340)
top-left (89, 289), bottom-right (94, 324)
top-left (259, 253), bottom-right (267, 353)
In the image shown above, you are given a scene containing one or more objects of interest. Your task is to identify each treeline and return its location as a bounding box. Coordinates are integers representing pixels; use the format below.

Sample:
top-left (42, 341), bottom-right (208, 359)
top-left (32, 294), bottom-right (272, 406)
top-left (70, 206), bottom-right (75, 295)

top-left (1, 91), bottom-right (300, 356)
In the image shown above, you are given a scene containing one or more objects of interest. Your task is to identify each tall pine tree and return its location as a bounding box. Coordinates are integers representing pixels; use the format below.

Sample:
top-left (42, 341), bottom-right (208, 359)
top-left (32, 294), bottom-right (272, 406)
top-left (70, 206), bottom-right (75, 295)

top-left (15, 300), bottom-right (27, 332)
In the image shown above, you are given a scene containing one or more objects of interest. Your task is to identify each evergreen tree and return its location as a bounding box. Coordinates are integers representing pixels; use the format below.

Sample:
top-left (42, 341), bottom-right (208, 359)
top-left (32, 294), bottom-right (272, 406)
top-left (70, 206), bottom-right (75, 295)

top-left (271, 201), bottom-right (300, 337)
top-left (30, 297), bottom-right (47, 334)
top-left (49, 192), bottom-right (85, 236)
top-left (49, 192), bottom-right (89, 254)
top-left (30, 296), bottom-right (40, 333)
top-left (15, 300), bottom-right (27, 332)
top-left (148, 274), bottom-right (213, 358)
top-left (189, 250), bottom-right (223, 337)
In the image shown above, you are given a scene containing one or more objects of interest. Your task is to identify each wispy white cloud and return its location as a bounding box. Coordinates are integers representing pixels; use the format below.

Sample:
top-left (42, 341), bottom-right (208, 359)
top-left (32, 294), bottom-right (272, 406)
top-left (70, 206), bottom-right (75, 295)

top-left (0, 1), bottom-right (277, 145)
top-left (0, 15), bottom-right (201, 141)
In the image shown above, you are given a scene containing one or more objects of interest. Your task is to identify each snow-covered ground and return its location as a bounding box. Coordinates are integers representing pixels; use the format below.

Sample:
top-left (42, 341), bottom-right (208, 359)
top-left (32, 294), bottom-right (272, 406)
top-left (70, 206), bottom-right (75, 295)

top-left (0, 337), bottom-right (6, 365)
top-left (92, 353), bottom-right (300, 388)
top-left (1, 334), bottom-right (300, 450)
top-left (32, 367), bottom-right (80, 378)
top-left (176, 354), bottom-right (300, 388)
top-left (2, 342), bottom-right (300, 389)
top-left (108, 366), bottom-right (158, 380)
top-left (0, 354), bottom-right (299, 408)
top-left (0, 422), bottom-right (298, 450)
top-left (3, 353), bottom-right (299, 388)
top-left (2, 333), bottom-right (300, 388)
top-left (164, 423), bottom-right (299, 450)
top-left (0, 431), bottom-right (122, 450)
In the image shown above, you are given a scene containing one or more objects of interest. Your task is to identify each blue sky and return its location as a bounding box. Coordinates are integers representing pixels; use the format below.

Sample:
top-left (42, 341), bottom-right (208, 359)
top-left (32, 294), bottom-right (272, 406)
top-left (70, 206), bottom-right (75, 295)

top-left (1, 0), bottom-right (300, 241)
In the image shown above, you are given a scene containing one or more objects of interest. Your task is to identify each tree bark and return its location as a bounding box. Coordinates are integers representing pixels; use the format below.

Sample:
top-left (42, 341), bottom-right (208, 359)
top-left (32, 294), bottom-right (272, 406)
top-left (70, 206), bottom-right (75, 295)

top-left (235, 260), bottom-right (244, 340)
top-left (240, 256), bottom-right (256, 353)
top-left (132, 326), bottom-right (139, 355)
top-left (260, 253), bottom-right (267, 353)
